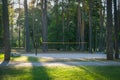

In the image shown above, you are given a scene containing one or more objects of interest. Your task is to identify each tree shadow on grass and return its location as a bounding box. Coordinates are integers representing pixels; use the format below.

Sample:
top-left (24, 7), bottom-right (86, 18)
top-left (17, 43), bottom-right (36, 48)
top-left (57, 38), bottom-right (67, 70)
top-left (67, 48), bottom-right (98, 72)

top-left (0, 67), bottom-right (29, 80)
top-left (0, 58), bottom-right (51, 80)
top-left (0, 55), bottom-right (51, 80)
top-left (27, 56), bottom-right (51, 80)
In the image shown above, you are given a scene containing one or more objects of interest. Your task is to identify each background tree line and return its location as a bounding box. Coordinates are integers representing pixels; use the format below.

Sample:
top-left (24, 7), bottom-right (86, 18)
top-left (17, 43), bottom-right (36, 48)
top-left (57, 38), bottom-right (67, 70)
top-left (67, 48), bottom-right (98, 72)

top-left (0, 0), bottom-right (120, 61)
top-left (12, 0), bottom-right (107, 52)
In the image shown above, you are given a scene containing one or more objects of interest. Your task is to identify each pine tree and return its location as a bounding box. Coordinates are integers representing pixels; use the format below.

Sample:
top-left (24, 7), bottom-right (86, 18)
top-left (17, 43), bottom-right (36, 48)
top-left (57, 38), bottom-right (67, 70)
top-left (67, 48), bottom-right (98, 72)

top-left (24, 0), bottom-right (30, 52)
top-left (106, 0), bottom-right (113, 60)
top-left (2, 0), bottom-right (11, 61)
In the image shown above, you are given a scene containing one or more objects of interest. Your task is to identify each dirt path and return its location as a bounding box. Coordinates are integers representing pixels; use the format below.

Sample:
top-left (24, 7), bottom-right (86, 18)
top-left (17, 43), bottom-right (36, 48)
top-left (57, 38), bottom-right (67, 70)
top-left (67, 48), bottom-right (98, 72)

top-left (1, 53), bottom-right (120, 67)
top-left (0, 61), bottom-right (120, 67)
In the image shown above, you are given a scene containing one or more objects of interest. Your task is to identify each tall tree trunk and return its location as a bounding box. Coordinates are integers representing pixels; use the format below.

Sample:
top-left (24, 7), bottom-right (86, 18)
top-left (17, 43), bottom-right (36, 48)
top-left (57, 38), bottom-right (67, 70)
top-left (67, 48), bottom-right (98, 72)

top-left (114, 0), bottom-right (119, 59)
top-left (24, 0), bottom-right (30, 52)
top-left (88, 0), bottom-right (92, 53)
top-left (18, 0), bottom-right (21, 48)
top-left (99, 0), bottom-right (104, 52)
top-left (2, 0), bottom-right (11, 61)
top-left (102, 0), bottom-right (106, 51)
top-left (32, 10), bottom-right (35, 48)
top-left (62, 0), bottom-right (65, 48)
top-left (41, 0), bottom-right (47, 52)
top-left (106, 0), bottom-right (113, 60)
top-left (118, 0), bottom-right (120, 50)
top-left (10, 0), bottom-right (14, 48)
top-left (77, 0), bottom-right (81, 50)
top-left (81, 0), bottom-right (85, 51)
top-left (30, 0), bottom-right (36, 49)
top-left (11, 23), bottom-right (13, 47)
top-left (55, 0), bottom-right (59, 50)
top-left (66, 0), bottom-right (70, 50)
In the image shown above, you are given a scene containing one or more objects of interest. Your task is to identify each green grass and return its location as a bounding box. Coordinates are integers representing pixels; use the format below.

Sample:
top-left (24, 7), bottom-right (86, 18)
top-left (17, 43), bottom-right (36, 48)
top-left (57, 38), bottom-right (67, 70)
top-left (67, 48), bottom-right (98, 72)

top-left (1, 53), bottom-right (120, 80)
top-left (0, 54), bottom-right (47, 62)
top-left (0, 66), bottom-right (120, 80)
top-left (0, 53), bottom-right (4, 60)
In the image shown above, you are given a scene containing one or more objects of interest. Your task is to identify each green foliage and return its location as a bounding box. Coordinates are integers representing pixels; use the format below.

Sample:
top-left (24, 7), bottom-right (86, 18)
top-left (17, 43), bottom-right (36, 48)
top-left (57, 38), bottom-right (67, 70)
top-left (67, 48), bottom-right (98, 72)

top-left (46, 0), bottom-right (102, 51)
top-left (9, 0), bottom-right (107, 52)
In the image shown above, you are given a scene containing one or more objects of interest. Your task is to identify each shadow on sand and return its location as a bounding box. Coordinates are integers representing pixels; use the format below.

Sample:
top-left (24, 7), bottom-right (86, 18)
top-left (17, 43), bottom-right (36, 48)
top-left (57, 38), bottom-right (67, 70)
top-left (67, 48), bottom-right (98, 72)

top-left (0, 60), bottom-right (9, 66)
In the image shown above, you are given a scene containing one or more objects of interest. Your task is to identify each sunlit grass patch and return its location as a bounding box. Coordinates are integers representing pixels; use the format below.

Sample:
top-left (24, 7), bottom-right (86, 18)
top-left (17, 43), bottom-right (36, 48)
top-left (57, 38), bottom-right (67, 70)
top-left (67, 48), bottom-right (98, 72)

top-left (0, 53), bottom-right (46, 62)
top-left (0, 66), bottom-right (120, 80)
top-left (0, 53), bottom-right (4, 61)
